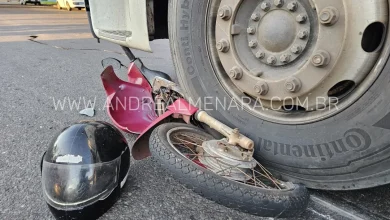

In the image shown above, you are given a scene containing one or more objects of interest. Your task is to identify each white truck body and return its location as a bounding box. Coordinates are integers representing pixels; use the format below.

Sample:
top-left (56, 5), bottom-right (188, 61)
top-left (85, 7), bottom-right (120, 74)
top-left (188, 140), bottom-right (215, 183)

top-left (88, 0), bottom-right (152, 52)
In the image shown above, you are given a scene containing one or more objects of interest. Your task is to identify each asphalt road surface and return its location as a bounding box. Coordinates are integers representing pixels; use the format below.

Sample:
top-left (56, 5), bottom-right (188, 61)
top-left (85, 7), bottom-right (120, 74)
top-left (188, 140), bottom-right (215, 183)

top-left (1, 5), bottom-right (390, 220)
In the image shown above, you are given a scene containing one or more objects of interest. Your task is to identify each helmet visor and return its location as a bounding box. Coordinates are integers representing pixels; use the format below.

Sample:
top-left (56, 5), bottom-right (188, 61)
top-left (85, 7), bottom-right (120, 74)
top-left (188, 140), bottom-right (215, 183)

top-left (41, 157), bottom-right (120, 210)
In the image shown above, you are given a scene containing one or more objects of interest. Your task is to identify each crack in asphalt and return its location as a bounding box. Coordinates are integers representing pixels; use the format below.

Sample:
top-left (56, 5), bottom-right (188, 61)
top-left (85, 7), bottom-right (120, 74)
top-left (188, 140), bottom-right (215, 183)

top-left (27, 35), bottom-right (125, 55)
top-left (311, 195), bottom-right (367, 220)
top-left (307, 208), bottom-right (335, 220)
top-left (27, 35), bottom-right (167, 60)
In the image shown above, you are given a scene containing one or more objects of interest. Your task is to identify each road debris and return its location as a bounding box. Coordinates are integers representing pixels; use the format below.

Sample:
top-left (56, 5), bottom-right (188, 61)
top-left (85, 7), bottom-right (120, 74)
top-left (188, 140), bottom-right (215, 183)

top-left (79, 108), bottom-right (95, 117)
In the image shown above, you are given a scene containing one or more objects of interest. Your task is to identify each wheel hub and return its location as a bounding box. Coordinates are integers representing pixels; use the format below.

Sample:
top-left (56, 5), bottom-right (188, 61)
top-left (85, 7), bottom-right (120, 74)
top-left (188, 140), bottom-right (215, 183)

top-left (212, 0), bottom-right (388, 123)
top-left (258, 11), bottom-right (296, 52)
top-left (247, 1), bottom-right (310, 66)
top-left (198, 139), bottom-right (257, 182)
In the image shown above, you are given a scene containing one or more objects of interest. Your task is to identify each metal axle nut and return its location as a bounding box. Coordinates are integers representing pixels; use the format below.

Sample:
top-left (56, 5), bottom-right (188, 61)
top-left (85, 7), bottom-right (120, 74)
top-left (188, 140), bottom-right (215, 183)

top-left (311, 50), bottom-right (331, 67)
top-left (274, 0), bottom-right (284, 7)
top-left (218, 6), bottom-right (232, 20)
top-left (216, 39), bottom-right (230, 53)
top-left (255, 51), bottom-right (265, 59)
top-left (296, 14), bottom-right (307, 23)
top-left (297, 30), bottom-right (309, 39)
top-left (285, 77), bottom-right (302, 93)
top-left (251, 13), bottom-right (260, 21)
top-left (267, 56), bottom-right (277, 65)
top-left (291, 45), bottom-right (302, 54)
top-left (248, 40), bottom-right (258, 48)
top-left (229, 66), bottom-right (243, 80)
top-left (280, 54), bottom-right (291, 63)
top-left (254, 82), bottom-right (269, 95)
top-left (247, 26), bottom-right (256, 34)
top-left (287, 2), bottom-right (298, 12)
top-left (261, 2), bottom-right (271, 11)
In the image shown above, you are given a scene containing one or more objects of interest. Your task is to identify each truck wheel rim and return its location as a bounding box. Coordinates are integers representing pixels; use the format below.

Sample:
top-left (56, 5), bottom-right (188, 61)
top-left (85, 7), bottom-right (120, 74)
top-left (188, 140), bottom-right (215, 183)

top-left (208, 0), bottom-right (390, 124)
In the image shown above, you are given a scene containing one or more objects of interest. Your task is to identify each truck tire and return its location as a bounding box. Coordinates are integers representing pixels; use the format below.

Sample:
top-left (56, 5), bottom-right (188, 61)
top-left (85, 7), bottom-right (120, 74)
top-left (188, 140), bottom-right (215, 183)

top-left (168, 0), bottom-right (390, 190)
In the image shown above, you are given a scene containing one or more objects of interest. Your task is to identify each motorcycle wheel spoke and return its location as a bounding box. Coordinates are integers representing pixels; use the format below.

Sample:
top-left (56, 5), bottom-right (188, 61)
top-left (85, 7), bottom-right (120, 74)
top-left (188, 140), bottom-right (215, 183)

top-left (170, 130), bottom-right (285, 190)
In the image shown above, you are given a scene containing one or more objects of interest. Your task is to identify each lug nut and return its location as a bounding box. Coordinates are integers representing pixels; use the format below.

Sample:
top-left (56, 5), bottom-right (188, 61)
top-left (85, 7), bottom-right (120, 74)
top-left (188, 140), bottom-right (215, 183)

top-left (229, 66), bottom-right (243, 80)
top-left (296, 14), bottom-right (307, 23)
top-left (319, 7), bottom-right (339, 26)
top-left (248, 40), bottom-right (258, 48)
top-left (287, 2), bottom-right (298, 11)
top-left (291, 45), bottom-right (302, 54)
top-left (311, 50), bottom-right (331, 67)
top-left (267, 56), bottom-right (277, 65)
top-left (247, 26), bottom-right (256, 34)
top-left (274, 0), bottom-right (284, 7)
top-left (297, 30), bottom-right (308, 39)
top-left (254, 82), bottom-right (269, 95)
top-left (285, 77), bottom-right (301, 93)
top-left (255, 50), bottom-right (265, 59)
top-left (218, 6), bottom-right (232, 20)
top-left (261, 2), bottom-right (271, 11)
top-left (280, 54), bottom-right (291, 63)
top-left (216, 39), bottom-right (230, 52)
top-left (320, 11), bottom-right (331, 23)
top-left (251, 13), bottom-right (260, 21)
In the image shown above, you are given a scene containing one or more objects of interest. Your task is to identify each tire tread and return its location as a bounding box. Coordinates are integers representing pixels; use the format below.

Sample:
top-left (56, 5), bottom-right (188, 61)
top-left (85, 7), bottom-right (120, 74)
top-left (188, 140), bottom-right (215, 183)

top-left (149, 123), bottom-right (310, 218)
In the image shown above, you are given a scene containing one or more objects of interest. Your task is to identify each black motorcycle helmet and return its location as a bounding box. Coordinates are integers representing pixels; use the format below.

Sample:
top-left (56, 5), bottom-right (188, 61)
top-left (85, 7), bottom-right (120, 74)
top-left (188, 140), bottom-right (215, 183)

top-left (40, 121), bottom-right (131, 220)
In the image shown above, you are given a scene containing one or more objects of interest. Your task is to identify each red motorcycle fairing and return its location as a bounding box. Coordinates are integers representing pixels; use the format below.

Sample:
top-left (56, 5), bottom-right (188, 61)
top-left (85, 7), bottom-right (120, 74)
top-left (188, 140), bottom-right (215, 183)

top-left (126, 62), bottom-right (152, 91)
top-left (101, 64), bottom-right (157, 134)
top-left (101, 63), bottom-right (198, 160)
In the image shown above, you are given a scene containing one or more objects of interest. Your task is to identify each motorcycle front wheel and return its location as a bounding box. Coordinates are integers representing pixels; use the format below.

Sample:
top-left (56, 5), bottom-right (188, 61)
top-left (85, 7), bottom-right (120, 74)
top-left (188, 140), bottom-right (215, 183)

top-left (149, 123), bottom-right (310, 218)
